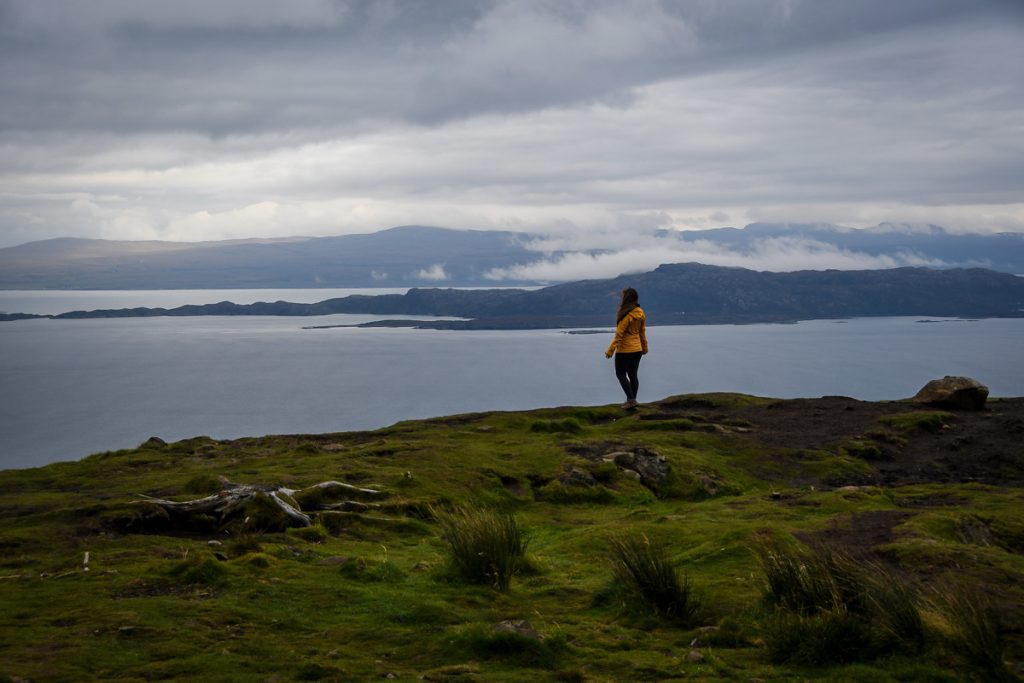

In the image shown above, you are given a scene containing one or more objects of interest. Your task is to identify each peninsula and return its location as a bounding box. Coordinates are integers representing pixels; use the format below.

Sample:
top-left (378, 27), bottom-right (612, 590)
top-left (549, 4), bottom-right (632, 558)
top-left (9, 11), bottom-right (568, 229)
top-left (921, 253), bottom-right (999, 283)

top-left (8, 263), bottom-right (1024, 328)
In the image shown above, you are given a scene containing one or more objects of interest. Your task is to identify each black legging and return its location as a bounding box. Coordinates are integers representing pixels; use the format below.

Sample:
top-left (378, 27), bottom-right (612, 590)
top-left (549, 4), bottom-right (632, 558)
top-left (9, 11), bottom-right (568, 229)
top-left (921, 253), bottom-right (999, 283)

top-left (614, 351), bottom-right (643, 400)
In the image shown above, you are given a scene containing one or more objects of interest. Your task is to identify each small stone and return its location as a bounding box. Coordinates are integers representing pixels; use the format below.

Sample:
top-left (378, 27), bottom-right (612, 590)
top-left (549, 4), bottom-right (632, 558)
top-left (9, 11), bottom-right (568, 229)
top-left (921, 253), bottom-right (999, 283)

top-left (412, 561), bottom-right (432, 572)
top-left (318, 556), bottom-right (349, 566)
top-left (690, 638), bottom-right (706, 647)
top-left (559, 466), bottom-right (597, 488)
top-left (207, 540), bottom-right (223, 546)
top-left (493, 619), bottom-right (542, 641)
top-left (609, 451), bottom-right (635, 467)
top-left (697, 473), bottom-right (721, 496)
top-left (686, 650), bottom-right (704, 663)
top-left (770, 491), bottom-right (782, 500)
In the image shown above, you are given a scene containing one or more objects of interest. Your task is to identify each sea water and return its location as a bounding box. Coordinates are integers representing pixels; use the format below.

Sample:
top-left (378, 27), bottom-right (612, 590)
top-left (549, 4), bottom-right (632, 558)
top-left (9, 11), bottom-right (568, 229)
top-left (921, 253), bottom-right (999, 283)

top-left (1, 291), bottom-right (1022, 469)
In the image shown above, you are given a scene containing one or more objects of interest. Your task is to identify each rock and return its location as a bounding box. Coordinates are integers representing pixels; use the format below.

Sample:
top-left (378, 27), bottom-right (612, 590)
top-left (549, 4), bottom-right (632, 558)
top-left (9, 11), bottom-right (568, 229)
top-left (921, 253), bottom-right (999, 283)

top-left (493, 620), bottom-right (542, 641)
top-left (913, 376), bottom-right (989, 410)
top-left (608, 451), bottom-right (635, 467)
top-left (207, 540), bottom-right (223, 546)
top-left (686, 650), bottom-right (704, 663)
top-left (559, 466), bottom-right (596, 488)
top-left (318, 556), bottom-right (349, 566)
top-left (696, 473), bottom-right (721, 496)
top-left (630, 448), bottom-right (669, 489)
top-left (141, 436), bottom-right (166, 448)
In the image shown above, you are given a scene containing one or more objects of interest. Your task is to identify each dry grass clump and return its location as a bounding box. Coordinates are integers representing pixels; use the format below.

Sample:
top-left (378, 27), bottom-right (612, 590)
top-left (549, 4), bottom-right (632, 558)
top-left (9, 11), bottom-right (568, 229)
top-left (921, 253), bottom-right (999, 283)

top-left (753, 535), bottom-right (927, 664)
top-left (928, 584), bottom-right (1016, 681)
top-left (608, 533), bottom-right (698, 623)
top-left (435, 505), bottom-right (527, 592)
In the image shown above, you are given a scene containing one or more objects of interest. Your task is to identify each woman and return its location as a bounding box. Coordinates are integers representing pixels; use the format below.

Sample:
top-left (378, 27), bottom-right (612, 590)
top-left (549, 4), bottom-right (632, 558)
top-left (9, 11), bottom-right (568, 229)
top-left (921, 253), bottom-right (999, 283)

top-left (605, 287), bottom-right (648, 409)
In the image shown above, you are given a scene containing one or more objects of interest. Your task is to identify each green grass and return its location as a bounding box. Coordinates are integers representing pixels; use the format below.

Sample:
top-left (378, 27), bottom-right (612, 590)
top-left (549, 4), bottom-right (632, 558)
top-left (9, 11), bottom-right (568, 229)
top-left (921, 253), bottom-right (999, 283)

top-left (434, 504), bottom-right (528, 592)
top-left (607, 533), bottom-right (699, 623)
top-left (878, 411), bottom-right (954, 433)
top-left (0, 394), bottom-right (1021, 681)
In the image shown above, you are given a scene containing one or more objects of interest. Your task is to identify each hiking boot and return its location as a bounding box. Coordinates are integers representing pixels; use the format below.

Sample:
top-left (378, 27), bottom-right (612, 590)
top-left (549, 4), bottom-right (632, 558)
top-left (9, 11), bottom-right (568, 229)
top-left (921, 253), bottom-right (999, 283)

top-left (626, 399), bottom-right (640, 409)
top-left (621, 400), bottom-right (633, 409)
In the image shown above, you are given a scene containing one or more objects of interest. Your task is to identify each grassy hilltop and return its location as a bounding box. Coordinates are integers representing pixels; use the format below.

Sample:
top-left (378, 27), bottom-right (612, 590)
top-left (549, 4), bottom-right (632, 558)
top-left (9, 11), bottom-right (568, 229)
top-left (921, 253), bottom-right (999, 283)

top-left (1, 394), bottom-right (1022, 682)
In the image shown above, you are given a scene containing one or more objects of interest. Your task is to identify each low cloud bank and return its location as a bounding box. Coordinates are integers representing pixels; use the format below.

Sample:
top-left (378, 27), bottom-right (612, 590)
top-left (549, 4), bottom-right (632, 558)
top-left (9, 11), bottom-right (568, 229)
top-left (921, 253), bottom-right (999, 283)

top-left (485, 237), bottom-right (946, 282)
top-left (414, 263), bottom-right (450, 281)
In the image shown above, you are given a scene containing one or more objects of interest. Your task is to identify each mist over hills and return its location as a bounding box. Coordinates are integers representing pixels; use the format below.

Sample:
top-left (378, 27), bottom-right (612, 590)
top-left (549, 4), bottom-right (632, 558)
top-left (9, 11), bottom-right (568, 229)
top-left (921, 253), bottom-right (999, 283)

top-left (0, 226), bottom-right (545, 289)
top-left (671, 222), bottom-right (1024, 272)
top-left (1, 224), bottom-right (1022, 290)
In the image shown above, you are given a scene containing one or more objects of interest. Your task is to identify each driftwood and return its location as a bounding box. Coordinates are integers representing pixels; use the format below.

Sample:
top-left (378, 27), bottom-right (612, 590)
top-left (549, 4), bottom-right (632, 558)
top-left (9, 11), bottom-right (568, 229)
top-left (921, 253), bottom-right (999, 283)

top-left (136, 478), bottom-right (386, 531)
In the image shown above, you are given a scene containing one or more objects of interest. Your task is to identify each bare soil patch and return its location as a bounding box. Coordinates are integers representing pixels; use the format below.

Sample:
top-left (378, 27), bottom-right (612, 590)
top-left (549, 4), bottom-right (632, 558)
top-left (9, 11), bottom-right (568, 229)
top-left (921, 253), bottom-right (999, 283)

top-left (650, 396), bottom-right (1024, 487)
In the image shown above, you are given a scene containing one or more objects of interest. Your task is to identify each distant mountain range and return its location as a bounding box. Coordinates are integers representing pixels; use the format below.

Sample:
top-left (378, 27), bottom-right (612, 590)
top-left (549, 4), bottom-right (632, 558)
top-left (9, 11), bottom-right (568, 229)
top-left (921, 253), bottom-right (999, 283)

top-left (1, 223), bottom-right (1022, 290)
top-left (0, 226), bottom-right (546, 289)
top-left (13, 262), bottom-right (1023, 328)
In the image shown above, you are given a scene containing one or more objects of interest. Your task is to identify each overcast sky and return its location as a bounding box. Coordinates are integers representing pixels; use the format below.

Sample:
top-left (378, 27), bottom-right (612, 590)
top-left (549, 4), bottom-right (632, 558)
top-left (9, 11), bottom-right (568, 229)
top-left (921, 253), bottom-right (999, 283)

top-left (2, 0), bottom-right (1023, 256)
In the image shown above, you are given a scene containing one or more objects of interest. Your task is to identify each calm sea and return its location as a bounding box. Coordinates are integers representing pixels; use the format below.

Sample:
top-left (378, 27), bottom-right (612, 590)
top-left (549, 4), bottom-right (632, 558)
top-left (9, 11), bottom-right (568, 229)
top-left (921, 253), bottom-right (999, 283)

top-left (2, 290), bottom-right (1022, 470)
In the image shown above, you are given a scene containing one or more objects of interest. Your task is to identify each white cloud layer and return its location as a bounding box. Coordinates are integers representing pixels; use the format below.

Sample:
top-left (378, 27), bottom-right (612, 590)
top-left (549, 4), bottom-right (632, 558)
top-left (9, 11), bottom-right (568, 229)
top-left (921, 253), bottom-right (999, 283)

top-left (413, 264), bottom-right (450, 281)
top-left (484, 237), bottom-right (947, 281)
top-left (0, 1), bottom-right (1022, 249)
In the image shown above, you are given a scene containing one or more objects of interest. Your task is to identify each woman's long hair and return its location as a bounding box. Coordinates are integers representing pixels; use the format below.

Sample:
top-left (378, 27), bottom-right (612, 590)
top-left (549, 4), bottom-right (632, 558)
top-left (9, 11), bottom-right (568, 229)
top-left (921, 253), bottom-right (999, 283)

top-left (616, 287), bottom-right (639, 323)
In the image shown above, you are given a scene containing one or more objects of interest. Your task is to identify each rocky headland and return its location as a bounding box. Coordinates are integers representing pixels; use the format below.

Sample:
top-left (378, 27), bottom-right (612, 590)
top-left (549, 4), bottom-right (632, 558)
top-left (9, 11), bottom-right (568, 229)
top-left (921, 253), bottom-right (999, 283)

top-left (0, 382), bottom-right (1022, 681)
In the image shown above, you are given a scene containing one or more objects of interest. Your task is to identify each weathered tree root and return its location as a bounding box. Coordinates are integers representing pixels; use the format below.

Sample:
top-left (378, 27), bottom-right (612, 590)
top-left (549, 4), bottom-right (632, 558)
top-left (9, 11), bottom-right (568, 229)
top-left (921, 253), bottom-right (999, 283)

top-left (136, 478), bottom-right (386, 531)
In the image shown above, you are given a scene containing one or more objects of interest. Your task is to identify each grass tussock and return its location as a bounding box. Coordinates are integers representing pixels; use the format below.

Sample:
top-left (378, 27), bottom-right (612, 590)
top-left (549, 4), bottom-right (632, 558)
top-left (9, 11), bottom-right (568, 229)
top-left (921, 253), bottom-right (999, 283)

top-left (753, 535), bottom-right (927, 664)
top-left (765, 609), bottom-right (874, 665)
top-left (166, 556), bottom-right (229, 587)
top-left (930, 585), bottom-right (1016, 681)
top-left (435, 505), bottom-right (527, 592)
top-left (450, 623), bottom-right (567, 669)
top-left (608, 533), bottom-right (698, 623)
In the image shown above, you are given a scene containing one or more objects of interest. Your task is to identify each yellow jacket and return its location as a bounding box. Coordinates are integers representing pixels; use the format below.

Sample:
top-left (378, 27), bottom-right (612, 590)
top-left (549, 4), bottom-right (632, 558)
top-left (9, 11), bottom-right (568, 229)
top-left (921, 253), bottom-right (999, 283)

top-left (606, 306), bottom-right (648, 356)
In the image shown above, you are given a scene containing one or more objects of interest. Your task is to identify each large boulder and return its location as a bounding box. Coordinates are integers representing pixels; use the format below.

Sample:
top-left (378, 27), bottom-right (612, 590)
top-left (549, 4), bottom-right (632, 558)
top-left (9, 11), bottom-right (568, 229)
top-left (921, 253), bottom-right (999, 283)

top-left (912, 376), bottom-right (989, 410)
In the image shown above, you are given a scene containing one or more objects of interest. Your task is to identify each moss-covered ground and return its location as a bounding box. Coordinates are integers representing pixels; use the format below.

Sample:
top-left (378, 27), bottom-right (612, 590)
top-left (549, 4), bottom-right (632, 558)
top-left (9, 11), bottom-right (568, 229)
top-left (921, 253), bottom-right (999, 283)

top-left (1, 393), bottom-right (1022, 682)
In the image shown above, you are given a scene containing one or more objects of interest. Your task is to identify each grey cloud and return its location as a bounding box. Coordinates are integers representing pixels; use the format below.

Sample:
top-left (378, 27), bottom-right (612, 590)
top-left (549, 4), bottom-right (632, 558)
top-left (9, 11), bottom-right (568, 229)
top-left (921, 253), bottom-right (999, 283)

top-left (0, 0), bottom-right (1022, 246)
top-left (2, 0), bottom-right (1007, 137)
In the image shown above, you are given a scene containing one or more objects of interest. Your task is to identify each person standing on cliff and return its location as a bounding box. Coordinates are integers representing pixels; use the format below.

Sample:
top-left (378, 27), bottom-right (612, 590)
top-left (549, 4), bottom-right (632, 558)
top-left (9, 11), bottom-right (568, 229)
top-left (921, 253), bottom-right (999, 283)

top-left (605, 287), bottom-right (648, 409)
